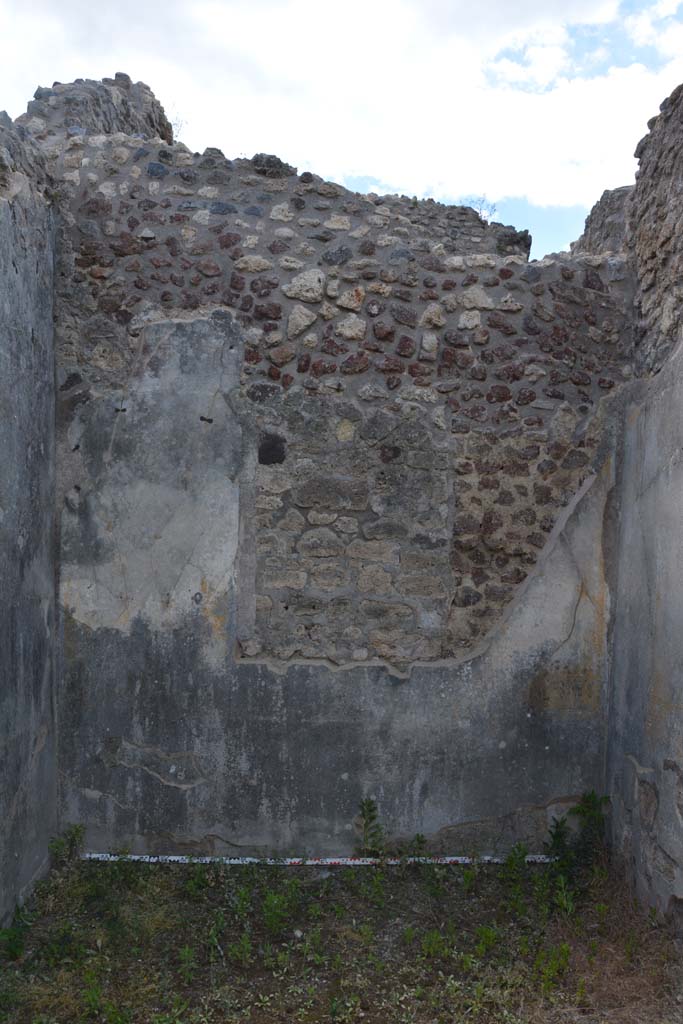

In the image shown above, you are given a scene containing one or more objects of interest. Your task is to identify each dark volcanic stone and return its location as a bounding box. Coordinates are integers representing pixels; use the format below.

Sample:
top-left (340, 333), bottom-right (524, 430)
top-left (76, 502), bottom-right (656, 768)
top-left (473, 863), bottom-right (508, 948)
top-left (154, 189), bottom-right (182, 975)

top-left (322, 246), bottom-right (353, 266)
top-left (147, 161), bottom-right (169, 178)
top-left (258, 432), bottom-right (287, 464)
top-left (252, 153), bottom-right (295, 178)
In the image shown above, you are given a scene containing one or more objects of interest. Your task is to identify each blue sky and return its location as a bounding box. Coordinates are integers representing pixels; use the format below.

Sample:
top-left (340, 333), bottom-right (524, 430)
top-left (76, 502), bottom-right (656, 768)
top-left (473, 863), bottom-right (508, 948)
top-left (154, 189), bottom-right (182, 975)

top-left (2, 0), bottom-right (683, 257)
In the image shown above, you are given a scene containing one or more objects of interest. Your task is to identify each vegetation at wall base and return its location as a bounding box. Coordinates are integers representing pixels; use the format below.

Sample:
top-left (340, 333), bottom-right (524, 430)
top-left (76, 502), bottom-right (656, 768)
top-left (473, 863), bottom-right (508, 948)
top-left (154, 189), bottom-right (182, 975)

top-left (0, 807), bottom-right (681, 1024)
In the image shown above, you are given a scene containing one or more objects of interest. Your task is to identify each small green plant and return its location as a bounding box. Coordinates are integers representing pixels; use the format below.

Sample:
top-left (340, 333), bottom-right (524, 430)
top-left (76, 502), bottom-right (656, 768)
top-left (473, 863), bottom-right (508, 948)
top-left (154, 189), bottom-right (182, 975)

top-left (82, 968), bottom-right (103, 1015)
top-left (41, 922), bottom-right (88, 967)
top-left (233, 884), bottom-right (252, 922)
top-left (544, 815), bottom-right (575, 877)
top-left (624, 929), bottom-right (639, 961)
top-left (308, 901), bottom-right (323, 921)
top-left (103, 849), bottom-right (139, 890)
top-left (460, 951), bottom-right (477, 972)
top-left (228, 929), bottom-right (252, 967)
top-left (474, 924), bottom-right (499, 957)
top-left (151, 998), bottom-right (188, 1024)
top-left (533, 866), bottom-right (554, 923)
top-left (0, 913), bottom-right (27, 962)
top-left (359, 868), bottom-right (386, 908)
top-left (421, 862), bottom-right (447, 900)
top-left (184, 863), bottom-right (209, 899)
top-left (595, 901), bottom-right (609, 932)
top-left (262, 879), bottom-right (300, 935)
top-left (357, 798), bottom-right (385, 856)
top-left (263, 889), bottom-right (288, 934)
top-left (408, 832), bottom-right (427, 858)
top-left (576, 976), bottom-right (588, 1004)
top-left (103, 1004), bottom-right (132, 1024)
top-left (554, 875), bottom-right (576, 917)
top-left (502, 843), bottom-right (528, 882)
top-left (461, 859), bottom-right (480, 895)
top-left (543, 792), bottom-right (609, 890)
top-left (421, 928), bottom-right (450, 959)
top-left (48, 823), bottom-right (85, 867)
top-left (207, 909), bottom-right (225, 961)
top-left (570, 791), bottom-right (609, 867)
top-left (535, 942), bottom-right (571, 993)
top-left (502, 843), bottom-right (528, 916)
top-left (275, 945), bottom-right (292, 972)
top-left (177, 944), bottom-right (196, 985)
top-left (357, 922), bottom-right (374, 948)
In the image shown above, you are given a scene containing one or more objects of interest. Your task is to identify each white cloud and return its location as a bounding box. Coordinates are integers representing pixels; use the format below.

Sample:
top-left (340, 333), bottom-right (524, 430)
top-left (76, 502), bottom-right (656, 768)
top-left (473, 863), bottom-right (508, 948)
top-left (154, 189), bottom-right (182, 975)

top-left (653, 0), bottom-right (682, 17)
top-left (490, 44), bottom-right (571, 87)
top-left (418, 0), bottom-right (619, 50)
top-left (654, 20), bottom-right (683, 55)
top-left (625, 11), bottom-right (659, 45)
top-left (625, 0), bottom-right (683, 52)
top-left (584, 45), bottom-right (610, 65)
top-left (0, 0), bottom-right (682, 212)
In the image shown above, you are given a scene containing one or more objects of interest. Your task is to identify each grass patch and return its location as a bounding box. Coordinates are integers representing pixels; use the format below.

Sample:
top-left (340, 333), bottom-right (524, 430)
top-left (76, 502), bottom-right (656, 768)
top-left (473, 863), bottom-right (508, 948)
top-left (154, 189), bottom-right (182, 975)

top-left (0, 847), bottom-right (680, 1023)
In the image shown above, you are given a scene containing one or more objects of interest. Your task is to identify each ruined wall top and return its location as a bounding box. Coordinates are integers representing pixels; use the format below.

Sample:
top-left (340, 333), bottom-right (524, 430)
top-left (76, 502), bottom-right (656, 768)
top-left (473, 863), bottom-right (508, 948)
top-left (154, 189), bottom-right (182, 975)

top-left (15, 72), bottom-right (173, 148)
top-left (9, 71), bottom-right (683, 672)
top-left (629, 82), bottom-right (683, 372)
top-left (14, 73), bottom-right (632, 672)
top-left (571, 186), bottom-right (633, 257)
top-left (0, 111), bottom-right (49, 195)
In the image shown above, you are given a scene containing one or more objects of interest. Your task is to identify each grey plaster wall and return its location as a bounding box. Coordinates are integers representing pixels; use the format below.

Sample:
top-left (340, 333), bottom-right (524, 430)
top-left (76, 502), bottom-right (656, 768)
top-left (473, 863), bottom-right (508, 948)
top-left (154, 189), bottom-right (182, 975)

top-left (0, 154), bottom-right (57, 923)
top-left (57, 310), bottom-right (616, 856)
top-left (608, 345), bottom-right (683, 925)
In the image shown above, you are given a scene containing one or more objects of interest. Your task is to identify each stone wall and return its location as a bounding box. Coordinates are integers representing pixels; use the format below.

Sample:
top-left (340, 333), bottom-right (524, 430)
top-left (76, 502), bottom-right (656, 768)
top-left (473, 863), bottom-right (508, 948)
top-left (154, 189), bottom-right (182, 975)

top-left (2, 71), bottom-right (683, 919)
top-left (36, 94), bottom-right (634, 673)
top-left (22, 74), bottom-right (630, 858)
top-left (629, 82), bottom-right (683, 373)
top-left (0, 118), bottom-right (57, 924)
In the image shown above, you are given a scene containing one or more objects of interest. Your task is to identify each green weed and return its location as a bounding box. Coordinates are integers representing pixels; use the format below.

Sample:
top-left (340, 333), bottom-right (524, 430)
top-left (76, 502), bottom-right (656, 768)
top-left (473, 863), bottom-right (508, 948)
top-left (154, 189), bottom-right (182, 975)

top-left (474, 924), bottom-right (500, 957)
top-left (262, 879), bottom-right (300, 935)
top-left (0, 919), bottom-right (26, 962)
top-left (554, 875), bottom-right (576, 917)
top-left (48, 823), bottom-right (85, 867)
top-left (184, 863), bottom-right (209, 899)
top-left (228, 929), bottom-right (252, 967)
top-left (570, 791), bottom-right (609, 866)
top-left (177, 944), bottom-right (197, 985)
top-left (421, 929), bottom-right (450, 959)
top-left (357, 798), bottom-right (385, 856)
top-left (535, 941), bottom-right (571, 993)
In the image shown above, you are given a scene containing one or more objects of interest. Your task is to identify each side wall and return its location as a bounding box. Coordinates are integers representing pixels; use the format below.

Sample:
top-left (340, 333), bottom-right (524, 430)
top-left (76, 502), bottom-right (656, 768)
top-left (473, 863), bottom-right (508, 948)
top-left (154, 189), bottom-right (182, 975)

top-left (0, 172), bottom-right (57, 923)
top-left (605, 79), bottom-right (683, 927)
top-left (608, 347), bottom-right (683, 926)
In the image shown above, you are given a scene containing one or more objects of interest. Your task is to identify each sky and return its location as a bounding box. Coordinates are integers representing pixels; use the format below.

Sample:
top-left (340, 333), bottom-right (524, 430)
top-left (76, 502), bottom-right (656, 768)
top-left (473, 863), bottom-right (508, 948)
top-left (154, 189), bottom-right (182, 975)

top-left (1, 0), bottom-right (682, 257)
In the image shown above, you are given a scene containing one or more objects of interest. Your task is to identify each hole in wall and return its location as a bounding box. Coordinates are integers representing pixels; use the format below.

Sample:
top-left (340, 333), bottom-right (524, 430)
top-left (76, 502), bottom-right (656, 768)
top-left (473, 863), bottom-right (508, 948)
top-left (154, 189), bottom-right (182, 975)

top-left (258, 432), bottom-right (287, 465)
